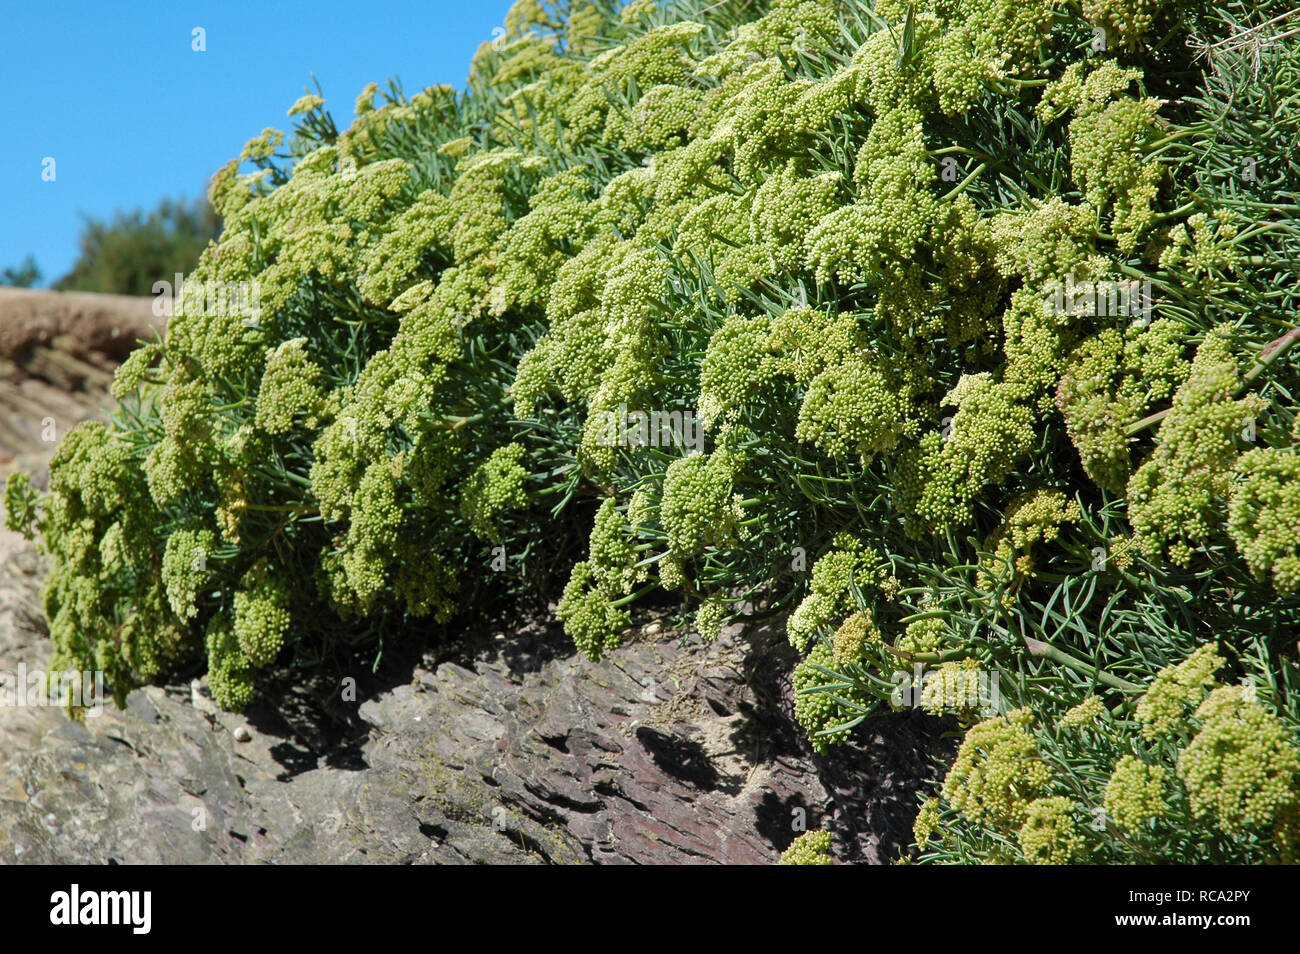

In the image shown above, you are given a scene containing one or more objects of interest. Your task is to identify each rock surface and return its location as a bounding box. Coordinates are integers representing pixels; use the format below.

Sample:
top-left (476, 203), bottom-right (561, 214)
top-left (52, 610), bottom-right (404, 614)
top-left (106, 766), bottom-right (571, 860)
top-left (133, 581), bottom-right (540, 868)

top-left (0, 556), bottom-right (953, 864)
top-left (0, 287), bottom-right (162, 479)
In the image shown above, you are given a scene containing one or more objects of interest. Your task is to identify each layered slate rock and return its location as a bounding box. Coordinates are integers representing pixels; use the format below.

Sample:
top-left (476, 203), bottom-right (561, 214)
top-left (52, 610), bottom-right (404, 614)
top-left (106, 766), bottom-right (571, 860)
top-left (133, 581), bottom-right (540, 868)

top-left (0, 287), bottom-right (161, 478)
top-left (0, 559), bottom-right (952, 864)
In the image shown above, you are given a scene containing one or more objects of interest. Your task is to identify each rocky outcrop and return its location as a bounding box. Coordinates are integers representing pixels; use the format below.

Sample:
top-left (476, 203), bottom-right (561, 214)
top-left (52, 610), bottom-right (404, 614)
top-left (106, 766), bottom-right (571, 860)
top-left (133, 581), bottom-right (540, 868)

top-left (0, 287), bottom-right (160, 363)
top-left (0, 287), bottom-right (162, 479)
top-left (0, 547), bottom-right (952, 864)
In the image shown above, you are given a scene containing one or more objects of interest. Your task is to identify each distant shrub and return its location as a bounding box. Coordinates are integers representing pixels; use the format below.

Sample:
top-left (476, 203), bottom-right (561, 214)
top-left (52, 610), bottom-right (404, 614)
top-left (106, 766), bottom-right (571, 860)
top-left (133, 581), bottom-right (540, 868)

top-left (53, 197), bottom-right (220, 296)
top-left (1, 254), bottom-right (42, 288)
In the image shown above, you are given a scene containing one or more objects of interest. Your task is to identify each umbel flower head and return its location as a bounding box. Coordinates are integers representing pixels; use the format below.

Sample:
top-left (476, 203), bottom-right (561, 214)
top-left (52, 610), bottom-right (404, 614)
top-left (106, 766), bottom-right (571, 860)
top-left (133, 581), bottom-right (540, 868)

top-left (1059, 695), bottom-right (1105, 728)
top-left (1018, 796), bottom-right (1085, 865)
top-left (831, 610), bottom-right (881, 668)
top-left (161, 528), bottom-right (215, 621)
top-left (1228, 448), bottom-right (1300, 596)
top-left (793, 640), bottom-right (869, 755)
top-left (913, 797), bottom-right (944, 847)
top-left (459, 443), bottom-right (529, 542)
top-left (941, 707), bottom-right (1052, 829)
top-left (1134, 643), bottom-right (1225, 740)
top-left (787, 534), bottom-right (880, 653)
top-left (287, 93), bottom-right (325, 117)
top-left (1127, 327), bottom-right (1267, 567)
top-left (1178, 686), bottom-right (1300, 834)
top-left (557, 560), bottom-right (631, 661)
top-left (1057, 320), bottom-right (1188, 494)
top-left (1104, 755), bottom-right (1166, 831)
top-left (778, 829), bottom-right (832, 865)
top-left (977, 489), bottom-right (1082, 597)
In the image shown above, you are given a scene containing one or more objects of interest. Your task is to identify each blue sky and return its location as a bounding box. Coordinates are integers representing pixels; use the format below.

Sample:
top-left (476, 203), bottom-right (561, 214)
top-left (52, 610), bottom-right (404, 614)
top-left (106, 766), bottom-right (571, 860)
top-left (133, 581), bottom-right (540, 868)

top-left (0, 1), bottom-right (513, 286)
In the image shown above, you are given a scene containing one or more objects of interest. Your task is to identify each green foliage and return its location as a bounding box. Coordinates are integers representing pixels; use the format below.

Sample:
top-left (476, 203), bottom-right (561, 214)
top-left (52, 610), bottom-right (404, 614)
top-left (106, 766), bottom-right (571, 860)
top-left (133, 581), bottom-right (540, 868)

top-left (6, 0), bottom-right (1300, 865)
top-left (1, 254), bottom-right (41, 288)
top-left (53, 196), bottom-right (220, 296)
top-left (916, 648), bottom-right (1300, 863)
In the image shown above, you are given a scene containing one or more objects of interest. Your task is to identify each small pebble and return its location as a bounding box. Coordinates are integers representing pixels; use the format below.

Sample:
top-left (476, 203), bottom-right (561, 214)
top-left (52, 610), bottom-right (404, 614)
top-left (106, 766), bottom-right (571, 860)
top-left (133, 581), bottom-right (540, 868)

top-left (233, 726), bottom-right (251, 742)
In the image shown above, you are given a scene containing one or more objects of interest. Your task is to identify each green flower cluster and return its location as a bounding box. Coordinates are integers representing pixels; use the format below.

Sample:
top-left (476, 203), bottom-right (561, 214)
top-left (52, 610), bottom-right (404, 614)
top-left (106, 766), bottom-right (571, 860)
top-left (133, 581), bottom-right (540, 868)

top-left (831, 610), bottom-right (880, 669)
top-left (161, 528), bottom-right (214, 621)
top-left (1103, 756), bottom-right (1166, 831)
top-left (897, 371), bottom-right (1038, 532)
top-left (793, 640), bottom-right (869, 754)
top-left (787, 535), bottom-right (880, 653)
top-left (977, 489), bottom-right (1082, 596)
top-left (1127, 328), bottom-right (1267, 567)
top-left (1135, 643), bottom-right (1225, 740)
top-left (1018, 797), bottom-right (1084, 865)
top-left (1180, 686), bottom-right (1300, 834)
top-left (1083, 0), bottom-right (1171, 48)
top-left (232, 562), bottom-right (292, 671)
top-left (459, 444), bottom-right (529, 542)
top-left (1159, 210), bottom-right (1242, 297)
top-left (778, 829), bottom-right (833, 865)
top-left (557, 559), bottom-right (632, 660)
top-left (917, 658), bottom-right (988, 717)
top-left (1059, 695), bottom-right (1105, 728)
top-left (941, 708), bottom-right (1052, 829)
top-left (1228, 449), bottom-right (1300, 596)
top-left (557, 497), bottom-right (648, 660)
top-left (255, 338), bottom-right (332, 435)
top-left (1057, 320), bottom-right (1188, 493)
top-left (659, 450), bottom-right (747, 558)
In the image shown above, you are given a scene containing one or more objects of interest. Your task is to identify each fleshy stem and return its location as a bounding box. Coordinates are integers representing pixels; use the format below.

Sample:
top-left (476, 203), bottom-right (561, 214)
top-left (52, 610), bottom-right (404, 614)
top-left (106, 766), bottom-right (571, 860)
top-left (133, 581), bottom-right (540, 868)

top-left (1022, 636), bottom-right (1143, 693)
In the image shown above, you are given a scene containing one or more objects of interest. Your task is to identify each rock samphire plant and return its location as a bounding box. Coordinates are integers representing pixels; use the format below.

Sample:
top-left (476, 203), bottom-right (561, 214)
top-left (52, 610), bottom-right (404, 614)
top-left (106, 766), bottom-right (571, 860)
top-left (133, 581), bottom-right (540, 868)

top-left (7, 0), bottom-right (1300, 863)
